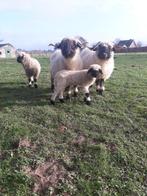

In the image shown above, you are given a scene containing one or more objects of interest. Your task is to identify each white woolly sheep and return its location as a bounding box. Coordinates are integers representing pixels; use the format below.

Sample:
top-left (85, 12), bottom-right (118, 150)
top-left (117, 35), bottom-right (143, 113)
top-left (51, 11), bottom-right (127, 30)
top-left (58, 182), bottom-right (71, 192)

top-left (49, 37), bottom-right (83, 92)
top-left (17, 52), bottom-right (41, 88)
top-left (50, 64), bottom-right (102, 105)
top-left (80, 42), bottom-right (115, 94)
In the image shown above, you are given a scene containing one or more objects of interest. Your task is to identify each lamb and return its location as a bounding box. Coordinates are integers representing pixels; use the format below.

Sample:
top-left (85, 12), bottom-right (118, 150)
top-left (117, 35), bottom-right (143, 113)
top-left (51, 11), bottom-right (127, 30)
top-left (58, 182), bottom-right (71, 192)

top-left (50, 64), bottom-right (102, 105)
top-left (49, 37), bottom-right (83, 92)
top-left (16, 52), bottom-right (41, 88)
top-left (80, 42), bottom-right (115, 94)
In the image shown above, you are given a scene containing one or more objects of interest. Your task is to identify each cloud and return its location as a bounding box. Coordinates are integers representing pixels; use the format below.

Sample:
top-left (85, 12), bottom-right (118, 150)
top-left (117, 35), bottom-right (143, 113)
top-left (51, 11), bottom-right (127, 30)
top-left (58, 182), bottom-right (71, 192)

top-left (0, 0), bottom-right (32, 11)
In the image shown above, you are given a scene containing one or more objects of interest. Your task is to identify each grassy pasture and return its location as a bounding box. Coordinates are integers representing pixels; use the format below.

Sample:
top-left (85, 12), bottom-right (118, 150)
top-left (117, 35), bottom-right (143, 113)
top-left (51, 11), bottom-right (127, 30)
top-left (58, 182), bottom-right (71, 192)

top-left (0, 53), bottom-right (147, 195)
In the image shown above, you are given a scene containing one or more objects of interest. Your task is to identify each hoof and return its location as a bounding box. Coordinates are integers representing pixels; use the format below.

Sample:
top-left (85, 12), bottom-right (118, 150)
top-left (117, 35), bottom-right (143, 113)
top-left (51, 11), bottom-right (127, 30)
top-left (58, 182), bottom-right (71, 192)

top-left (50, 100), bottom-right (55, 105)
top-left (65, 95), bottom-right (71, 100)
top-left (84, 97), bottom-right (87, 102)
top-left (84, 97), bottom-right (91, 105)
top-left (73, 92), bottom-right (78, 97)
top-left (96, 89), bottom-right (103, 95)
top-left (59, 99), bottom-right (64, 103)
top-left (86, 100), bottom-right (91, 105)
top-left (34, 84), bottom-right (38, 88)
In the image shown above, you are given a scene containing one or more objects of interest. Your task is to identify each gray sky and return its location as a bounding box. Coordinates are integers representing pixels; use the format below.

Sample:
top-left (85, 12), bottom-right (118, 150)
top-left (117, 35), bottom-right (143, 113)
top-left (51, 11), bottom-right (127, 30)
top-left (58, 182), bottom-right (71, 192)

top-left (1, 0), bottom-right (147, 50)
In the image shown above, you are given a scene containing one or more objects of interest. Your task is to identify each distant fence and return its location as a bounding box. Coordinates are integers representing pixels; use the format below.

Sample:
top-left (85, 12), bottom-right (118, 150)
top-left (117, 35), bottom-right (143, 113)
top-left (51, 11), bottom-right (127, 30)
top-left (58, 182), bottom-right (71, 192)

top-left (28, 50), bottom-right (52, 58)
top-left (115, 47), bottom-right (147, 53)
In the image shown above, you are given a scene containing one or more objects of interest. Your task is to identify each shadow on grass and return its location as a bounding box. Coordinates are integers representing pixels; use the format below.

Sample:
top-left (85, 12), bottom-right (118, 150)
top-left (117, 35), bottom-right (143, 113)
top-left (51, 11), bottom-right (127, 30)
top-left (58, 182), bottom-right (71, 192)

top-left (0, 83), bottom-right (51, 108)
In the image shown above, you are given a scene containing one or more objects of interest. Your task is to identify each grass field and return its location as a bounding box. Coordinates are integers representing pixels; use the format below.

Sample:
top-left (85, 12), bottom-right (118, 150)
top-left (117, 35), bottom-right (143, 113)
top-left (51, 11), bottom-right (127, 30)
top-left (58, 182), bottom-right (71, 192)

top-left (0, 53), bottom-right (147, 195)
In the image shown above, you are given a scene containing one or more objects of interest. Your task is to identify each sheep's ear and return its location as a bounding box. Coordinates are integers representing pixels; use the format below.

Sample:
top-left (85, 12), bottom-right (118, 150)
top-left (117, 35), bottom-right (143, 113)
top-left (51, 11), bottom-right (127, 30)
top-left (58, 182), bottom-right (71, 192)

top-left (112, 47), bottom-right (116, 52)
top-left (54, 43), bottom-right (61, 49)
top-left (19, 53), bottom-right (24, 57)
top-left (87, 67), bottom-right (93, 74)
top-left (99, 69), bottom-right (103, 74)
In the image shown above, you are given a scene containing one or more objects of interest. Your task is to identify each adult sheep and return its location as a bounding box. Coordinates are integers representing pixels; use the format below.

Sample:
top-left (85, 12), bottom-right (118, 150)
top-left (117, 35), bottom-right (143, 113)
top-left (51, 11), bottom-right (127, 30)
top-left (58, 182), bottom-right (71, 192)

top-left (49, 37), bottom-right (83, 92)
top-left (50, 64), bottom-right (103, 105)
top-left (17, 52), bottom-right (41, 88)
top-left (80, 42), bottom-right (115, 94)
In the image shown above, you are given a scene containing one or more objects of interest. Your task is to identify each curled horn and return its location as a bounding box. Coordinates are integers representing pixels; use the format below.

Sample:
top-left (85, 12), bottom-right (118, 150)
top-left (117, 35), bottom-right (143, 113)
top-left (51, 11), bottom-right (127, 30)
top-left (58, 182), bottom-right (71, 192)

top-left (76, 41), bottom-right (82, 48)
top-left (48, 42), bottom-right (61, 49)
top-left (90, 42), bottom-right (102, 51)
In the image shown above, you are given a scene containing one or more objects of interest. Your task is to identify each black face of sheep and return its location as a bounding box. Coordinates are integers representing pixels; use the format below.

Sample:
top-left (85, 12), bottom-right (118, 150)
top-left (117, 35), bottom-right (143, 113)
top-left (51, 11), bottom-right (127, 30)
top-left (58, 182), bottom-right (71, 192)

top-left (58, 38), bottom-right (82, 58)
top-left (92, 42), bottom-right (113, 60)
top-left (87, 67), bottom-right (103, 78)
top-left (17, 55), bottom-right (24, 63)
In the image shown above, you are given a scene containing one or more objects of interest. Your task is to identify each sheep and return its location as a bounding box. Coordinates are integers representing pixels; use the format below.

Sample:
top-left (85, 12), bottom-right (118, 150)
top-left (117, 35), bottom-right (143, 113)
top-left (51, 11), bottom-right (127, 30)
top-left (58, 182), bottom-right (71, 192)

top-left (16, 52), bottom-right (41, 88)
top-left (50, 64), bottom-right (103, 105)
top-left (80, 42), bottom-right (115, 95)
top-left (49, 37), bottom-right (83, 93)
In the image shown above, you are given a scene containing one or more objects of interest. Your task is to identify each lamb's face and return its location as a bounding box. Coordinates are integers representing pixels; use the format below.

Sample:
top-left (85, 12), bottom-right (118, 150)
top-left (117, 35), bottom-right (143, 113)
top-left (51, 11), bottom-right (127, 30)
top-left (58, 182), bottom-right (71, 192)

top-left (17, 54), bottom-right (24, 63)
top-left (59, 38), bottom-right (81, 58)
top-left (94, 42), bottom-right (114, 60)
top-left (87, 65), bottom-right (103, 78)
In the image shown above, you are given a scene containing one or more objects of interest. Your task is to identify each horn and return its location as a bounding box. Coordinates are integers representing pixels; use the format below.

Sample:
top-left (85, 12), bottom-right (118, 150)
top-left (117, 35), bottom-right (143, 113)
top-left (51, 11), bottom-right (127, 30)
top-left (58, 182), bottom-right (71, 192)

top-left (76, 41), bottom-right (82, 48)
top-left (92, 42), bottom-right (102, 50)
top-left (48, 42), bottom-right (61, 49)
top-left (48, 43), bottom-right (55, 47)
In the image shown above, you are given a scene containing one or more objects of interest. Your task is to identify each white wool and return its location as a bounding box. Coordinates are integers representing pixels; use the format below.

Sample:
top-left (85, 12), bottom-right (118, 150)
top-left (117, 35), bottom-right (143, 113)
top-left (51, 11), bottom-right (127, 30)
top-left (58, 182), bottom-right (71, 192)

top-left (80, 48), bottom-right (114, 81)
top-left (50, 48), bottom-right (83, 81)
top-left (17, 52), bottom-right (41, 86)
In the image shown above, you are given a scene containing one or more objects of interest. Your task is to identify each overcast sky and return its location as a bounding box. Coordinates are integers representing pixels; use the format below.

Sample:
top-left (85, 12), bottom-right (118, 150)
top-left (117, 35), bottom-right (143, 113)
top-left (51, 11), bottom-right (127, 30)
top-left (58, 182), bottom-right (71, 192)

top-left (1, 0), bottom-right (147, 50)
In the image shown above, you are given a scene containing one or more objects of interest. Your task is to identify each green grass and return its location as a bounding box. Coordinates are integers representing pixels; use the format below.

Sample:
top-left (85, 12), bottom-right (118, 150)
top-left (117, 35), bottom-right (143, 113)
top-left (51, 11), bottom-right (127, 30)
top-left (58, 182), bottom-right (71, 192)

top-left (0, 54), bottom-right (147, 195)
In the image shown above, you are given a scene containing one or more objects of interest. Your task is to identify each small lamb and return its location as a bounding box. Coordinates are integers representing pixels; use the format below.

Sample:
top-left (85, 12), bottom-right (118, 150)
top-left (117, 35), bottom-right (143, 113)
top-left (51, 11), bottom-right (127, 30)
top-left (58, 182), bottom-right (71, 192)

top-left (17, 52), bottom-right (41, 88)
top-left (50, 64), bottom-right (102, 105)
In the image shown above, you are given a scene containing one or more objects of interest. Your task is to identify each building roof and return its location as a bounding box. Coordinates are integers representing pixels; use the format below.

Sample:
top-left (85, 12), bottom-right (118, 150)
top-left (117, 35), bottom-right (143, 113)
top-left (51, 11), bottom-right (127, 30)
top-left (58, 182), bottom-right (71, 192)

top-left (0, 43), bottom-right (15, 48)
top-left (117, 39), bottom-right (135, 47)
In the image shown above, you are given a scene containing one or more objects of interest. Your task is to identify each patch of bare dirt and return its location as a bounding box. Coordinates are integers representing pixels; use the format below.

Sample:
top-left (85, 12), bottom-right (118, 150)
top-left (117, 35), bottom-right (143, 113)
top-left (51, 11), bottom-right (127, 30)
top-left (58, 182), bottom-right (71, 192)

top-left (23, 159), bottom-right (67, 195)
top-left (58, 124), bottom-right (68, 133)
top-left (72, 134), bottom-right (87, 146)
top-left (19, 138), bottom-right (33, 148)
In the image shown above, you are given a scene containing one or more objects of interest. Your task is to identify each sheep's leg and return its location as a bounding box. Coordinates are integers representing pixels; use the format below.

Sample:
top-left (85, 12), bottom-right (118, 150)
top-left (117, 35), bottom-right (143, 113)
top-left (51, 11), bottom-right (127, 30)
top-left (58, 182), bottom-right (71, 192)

top-left (28, 77), bottom-right (34, 87)
top-left (65, 86), bottom-right (72, 100)
top-left (50, 90), bottom-right (59, 104)
top-left (34, 78), bottom-right (38, 88)
top-left (83, 86), bottom-right (91, 105)
top-left (73, 86), bottom-right (78, 97)
top-left (59, 91), bottom-right (64, 103)
top-left (96, 79), bottom-right (105, 95)
top-left (51, 77), bottom-right (54, 92)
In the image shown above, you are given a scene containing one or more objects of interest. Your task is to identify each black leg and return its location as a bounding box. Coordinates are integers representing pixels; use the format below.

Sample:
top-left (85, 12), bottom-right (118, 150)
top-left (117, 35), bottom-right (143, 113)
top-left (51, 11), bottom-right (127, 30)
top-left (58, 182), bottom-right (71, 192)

top-left (84, 93), bottom-right (91, 105)
top-left (34, 78), bottom-right (38, 88)
top-left (96, 79), bottom-right (104, 95)
top-left (28, 78), bottom-right (32, 87)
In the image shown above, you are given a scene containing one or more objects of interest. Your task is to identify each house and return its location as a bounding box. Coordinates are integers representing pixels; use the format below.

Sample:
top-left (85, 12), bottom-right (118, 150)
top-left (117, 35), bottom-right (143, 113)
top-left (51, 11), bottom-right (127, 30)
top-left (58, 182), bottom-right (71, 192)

top-left (116, 39), bottom-right (137, 48)
top-left (0, 43), bottom-right (16, 58)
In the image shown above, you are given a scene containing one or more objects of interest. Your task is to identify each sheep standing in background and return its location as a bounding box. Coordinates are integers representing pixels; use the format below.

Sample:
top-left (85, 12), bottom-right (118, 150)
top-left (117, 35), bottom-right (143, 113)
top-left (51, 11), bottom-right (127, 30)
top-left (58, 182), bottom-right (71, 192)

top-left (17, 52), bottom-right (41, 88)
top-left (50, 38), bottom-right (83, 92)
top-left (50, 64), bottom-right (102, 105)
top-left (80, 42), bottom-right (115, 94)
